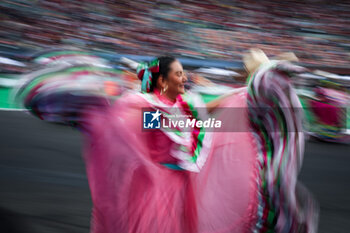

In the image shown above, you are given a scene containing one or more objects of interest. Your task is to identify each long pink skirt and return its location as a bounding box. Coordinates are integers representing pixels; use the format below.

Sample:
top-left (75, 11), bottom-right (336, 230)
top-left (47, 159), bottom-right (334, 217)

top-left (84, 91), bottom-right (260, 233)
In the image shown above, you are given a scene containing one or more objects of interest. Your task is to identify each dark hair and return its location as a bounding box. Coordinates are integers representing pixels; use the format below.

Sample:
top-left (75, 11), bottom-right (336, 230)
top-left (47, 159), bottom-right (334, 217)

top-left (151, 56), bottom-right (176, 92)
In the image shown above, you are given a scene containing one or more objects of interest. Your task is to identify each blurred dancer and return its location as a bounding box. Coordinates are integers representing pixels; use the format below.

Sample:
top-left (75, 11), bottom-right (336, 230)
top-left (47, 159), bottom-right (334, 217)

top-left (18, 54), bottom-right (318, 233)
top-left (308, 84), bottom-right (348, 141)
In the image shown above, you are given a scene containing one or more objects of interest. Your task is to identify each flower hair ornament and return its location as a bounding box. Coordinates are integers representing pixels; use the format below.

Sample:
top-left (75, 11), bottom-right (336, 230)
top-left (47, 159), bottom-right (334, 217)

top-left (137, 59), bottom-right (159, 93)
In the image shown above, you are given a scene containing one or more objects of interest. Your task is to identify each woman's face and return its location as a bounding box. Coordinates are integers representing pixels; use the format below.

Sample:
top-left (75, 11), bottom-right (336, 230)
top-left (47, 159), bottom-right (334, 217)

top-left (164, 60), bottom-right (187, 96)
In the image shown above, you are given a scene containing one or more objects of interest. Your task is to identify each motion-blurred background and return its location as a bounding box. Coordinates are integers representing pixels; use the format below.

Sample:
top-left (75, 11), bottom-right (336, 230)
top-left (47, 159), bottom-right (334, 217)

top-left (0, 1), bottom-right (350, 233)
top-left (0, 0), bottom-right (349, 65)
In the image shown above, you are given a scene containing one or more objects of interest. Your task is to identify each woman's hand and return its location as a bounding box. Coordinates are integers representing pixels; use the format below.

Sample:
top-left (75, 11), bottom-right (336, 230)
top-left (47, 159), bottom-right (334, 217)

top-left (191, 74), bottom-right (214, 86)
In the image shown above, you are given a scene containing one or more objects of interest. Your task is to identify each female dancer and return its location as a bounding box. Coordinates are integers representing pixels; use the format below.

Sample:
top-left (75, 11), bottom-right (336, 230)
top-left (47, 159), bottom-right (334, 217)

top-left (17, 54), bottom-right (318, 233)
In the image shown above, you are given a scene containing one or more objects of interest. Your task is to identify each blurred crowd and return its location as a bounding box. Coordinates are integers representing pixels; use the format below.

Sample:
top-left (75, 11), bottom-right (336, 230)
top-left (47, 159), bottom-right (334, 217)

top-left (0, 0), bottom-right (349, 66)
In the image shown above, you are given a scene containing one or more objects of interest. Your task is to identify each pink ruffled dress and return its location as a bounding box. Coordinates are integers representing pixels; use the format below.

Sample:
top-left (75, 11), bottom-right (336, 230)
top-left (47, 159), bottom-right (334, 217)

top-left (19, 61), bottom-right (318, 233)
top-left (83, 88), bottom-right (261, 233)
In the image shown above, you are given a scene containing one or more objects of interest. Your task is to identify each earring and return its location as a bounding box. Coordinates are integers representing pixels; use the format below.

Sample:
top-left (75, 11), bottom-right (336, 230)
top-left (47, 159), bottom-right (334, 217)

top-left (160, 85), bottom-right (168, 95)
